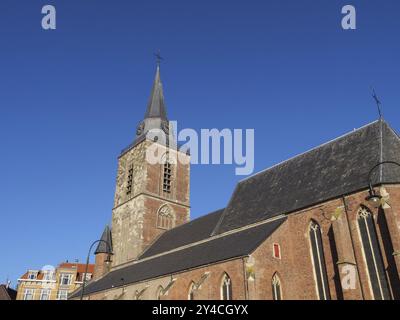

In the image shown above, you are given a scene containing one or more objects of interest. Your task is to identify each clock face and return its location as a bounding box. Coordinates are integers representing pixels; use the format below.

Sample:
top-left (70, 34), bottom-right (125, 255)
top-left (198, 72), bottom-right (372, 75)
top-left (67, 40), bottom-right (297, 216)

top-left (161, 120), bottom-right (169, 134)
top-left (136, 122), bottom-right (145, 136)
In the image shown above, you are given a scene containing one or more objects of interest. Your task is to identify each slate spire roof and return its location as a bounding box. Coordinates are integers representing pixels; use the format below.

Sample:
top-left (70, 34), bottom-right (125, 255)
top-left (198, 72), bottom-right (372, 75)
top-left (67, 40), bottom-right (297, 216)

top-left (94, 225), bottom-right (113, 255)
top-left (121, 65), bottom-right (173, 155)
top-left (144, 65), bottom-right (167, 120)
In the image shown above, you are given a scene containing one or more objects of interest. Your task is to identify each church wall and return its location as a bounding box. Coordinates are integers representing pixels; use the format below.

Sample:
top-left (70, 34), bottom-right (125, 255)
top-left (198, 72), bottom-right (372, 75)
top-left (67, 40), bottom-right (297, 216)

top-left (82, 186), bottom-right (400, 300)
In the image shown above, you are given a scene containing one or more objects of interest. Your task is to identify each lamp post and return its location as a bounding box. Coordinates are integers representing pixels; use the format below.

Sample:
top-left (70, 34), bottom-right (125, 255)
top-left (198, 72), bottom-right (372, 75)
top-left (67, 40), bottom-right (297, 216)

top-left (366, 161), bottom-right (400, 208)
top-left (80, 239), bottom-right (112, 300)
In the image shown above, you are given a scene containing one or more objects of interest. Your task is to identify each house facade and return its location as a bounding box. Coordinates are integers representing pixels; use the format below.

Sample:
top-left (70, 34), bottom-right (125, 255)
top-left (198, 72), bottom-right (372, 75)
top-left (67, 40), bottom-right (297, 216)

top-left (17, 262), bottom-right (94, 300)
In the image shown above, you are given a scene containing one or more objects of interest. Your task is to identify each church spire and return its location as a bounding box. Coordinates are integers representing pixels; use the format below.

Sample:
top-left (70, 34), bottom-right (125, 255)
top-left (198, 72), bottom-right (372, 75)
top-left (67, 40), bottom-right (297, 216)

top-left (133, 64), bottom-right (172, 145)
top-left (144, 65), bottom-right (168, 120)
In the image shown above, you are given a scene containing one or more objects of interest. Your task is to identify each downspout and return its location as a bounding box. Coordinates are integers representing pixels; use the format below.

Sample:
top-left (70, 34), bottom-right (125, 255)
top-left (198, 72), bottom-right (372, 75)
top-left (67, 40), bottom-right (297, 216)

top-left (242, 256), bottom-right (249, 300)
top-left (342, 195), bottom-right (365, 299)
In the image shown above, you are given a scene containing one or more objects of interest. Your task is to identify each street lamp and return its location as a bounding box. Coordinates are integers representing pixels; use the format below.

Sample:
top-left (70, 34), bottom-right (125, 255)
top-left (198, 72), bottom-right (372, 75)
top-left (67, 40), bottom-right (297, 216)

top-left (80, 239), bottom-right (112, 300)
top-left (366, 161), bottom-right (400, 208)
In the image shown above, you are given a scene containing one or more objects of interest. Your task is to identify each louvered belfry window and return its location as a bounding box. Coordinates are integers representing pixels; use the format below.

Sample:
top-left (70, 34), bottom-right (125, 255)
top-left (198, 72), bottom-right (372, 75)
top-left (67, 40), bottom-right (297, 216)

top-left (309, 221), bottom-right (331, 300)
top-left (126, 164), bottom-right (133, 195)
top-left (163, 158), bottom-right (172, 193)
top-left (358, 207), bottom-right (391, 300)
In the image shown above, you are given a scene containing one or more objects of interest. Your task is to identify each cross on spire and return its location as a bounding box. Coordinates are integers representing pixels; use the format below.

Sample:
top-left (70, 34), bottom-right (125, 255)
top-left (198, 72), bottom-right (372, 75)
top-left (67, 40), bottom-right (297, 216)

top-left (371, 87), bottom-right (383, 119)
top-left (154, 50), bottom-right (163, 67)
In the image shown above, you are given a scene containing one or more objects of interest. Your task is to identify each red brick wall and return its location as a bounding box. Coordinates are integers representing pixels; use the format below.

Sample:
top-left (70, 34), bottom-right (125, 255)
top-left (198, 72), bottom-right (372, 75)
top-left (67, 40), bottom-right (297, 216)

top-left (84, 185), bottom-right (400, 300)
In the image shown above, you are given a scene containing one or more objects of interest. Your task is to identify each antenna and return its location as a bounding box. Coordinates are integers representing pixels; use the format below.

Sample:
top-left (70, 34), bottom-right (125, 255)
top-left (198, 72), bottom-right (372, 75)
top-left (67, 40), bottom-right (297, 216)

top-left (371, 87), bottom-right (383, 119)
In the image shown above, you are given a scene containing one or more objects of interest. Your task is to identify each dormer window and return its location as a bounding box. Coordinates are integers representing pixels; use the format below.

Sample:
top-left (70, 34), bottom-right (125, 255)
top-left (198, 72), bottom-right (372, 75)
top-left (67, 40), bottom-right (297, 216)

top-left (59, 273), bottom-right (72, 286)
top-left (28, 271), bottom-right (37, 280)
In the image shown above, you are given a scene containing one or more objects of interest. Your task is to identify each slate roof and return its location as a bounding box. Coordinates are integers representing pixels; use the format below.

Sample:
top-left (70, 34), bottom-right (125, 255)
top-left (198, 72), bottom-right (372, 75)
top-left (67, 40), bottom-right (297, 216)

top-left (95, 225), bottom-right (113, 255)
top-left (144, 65), bottom-right (167, 120)
top-left (139, 209), bottom-right (224, 259)
top-left (70, 217), bottom-right (286, 298)
top-left (0, 285), bottom-right (17, 300)
top-left (213, 119), bottom-right (400, 234)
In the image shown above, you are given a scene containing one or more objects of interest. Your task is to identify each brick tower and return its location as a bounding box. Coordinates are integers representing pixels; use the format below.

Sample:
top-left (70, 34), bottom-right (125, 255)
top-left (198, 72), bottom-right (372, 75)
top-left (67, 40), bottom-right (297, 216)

top-left (110, 65), bottom-right (190, 267)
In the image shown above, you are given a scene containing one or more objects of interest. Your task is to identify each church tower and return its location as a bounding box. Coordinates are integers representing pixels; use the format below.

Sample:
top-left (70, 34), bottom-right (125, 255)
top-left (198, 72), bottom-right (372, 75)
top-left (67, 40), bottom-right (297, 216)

top-left (110, 65), bottom-right (190, 267)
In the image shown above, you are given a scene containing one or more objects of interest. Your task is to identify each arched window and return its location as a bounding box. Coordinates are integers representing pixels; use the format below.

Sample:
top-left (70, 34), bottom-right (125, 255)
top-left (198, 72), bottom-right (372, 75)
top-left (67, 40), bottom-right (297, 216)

top-left (188, 282), bottom-right (195, 300)
top-left (156, 286), bottom-right (164, 300)
top-left (272, 273), bottom-right (282, 300)
top-left (358, 207), bottom-right (391, 300)
top-left (220, 273), bottom-right (232, 300)
top-left (157, 205), bottom-right (175, 230)
top-left (309, 220), bottom-right (330, 300)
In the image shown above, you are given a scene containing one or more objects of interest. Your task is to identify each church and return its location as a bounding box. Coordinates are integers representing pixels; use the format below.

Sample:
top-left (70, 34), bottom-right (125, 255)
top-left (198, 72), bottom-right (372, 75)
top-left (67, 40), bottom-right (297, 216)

top-left (70, 65), bottom-right (400, 300)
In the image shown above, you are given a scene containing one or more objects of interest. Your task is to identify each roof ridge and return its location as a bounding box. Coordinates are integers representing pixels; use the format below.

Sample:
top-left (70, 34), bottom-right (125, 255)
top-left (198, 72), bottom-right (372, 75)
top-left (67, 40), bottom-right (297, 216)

top-left (239, 120), bottom-right (381, 184)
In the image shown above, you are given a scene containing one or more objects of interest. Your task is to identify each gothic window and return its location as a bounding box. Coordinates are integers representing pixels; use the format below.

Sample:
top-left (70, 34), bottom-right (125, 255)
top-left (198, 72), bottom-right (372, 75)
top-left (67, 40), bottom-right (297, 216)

top-left (358, 207), bottom-right (391, 300)
top-left (272, 273), bottom-right (282, 300)
top-left (157, 205), bottom-right (175, 230)
top-left (162, 156), bottom-right (172, 193)
top-left (309, 221), bottom-right (330, 300)
top-left (126, 164), bottom-right (133, 195)
top-left (188, 282), bottom-right (195, 300)
top-left (220, 273), bottom-right (232, 300)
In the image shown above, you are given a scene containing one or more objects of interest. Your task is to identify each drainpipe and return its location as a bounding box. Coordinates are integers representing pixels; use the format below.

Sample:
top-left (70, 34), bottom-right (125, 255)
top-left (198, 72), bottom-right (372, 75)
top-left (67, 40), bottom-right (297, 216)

top-left (342, 195), bottom-right (365, 300)
top-left (242, 256), bottom-right (249, 300)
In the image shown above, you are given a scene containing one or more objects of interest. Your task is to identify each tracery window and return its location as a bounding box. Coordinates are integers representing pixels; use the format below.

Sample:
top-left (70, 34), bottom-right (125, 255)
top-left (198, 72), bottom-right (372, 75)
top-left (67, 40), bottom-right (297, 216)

top-left (220, 273), bottom-right (232, 300)
top-left (358, 207), bottom-right (391, 300)
top-left (309, 220), bottom-right (330, 300)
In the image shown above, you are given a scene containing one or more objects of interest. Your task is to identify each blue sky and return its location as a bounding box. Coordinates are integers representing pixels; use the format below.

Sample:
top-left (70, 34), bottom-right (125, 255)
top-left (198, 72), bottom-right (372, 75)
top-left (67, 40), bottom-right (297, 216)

top-left (1, 0), bottom-right (399, 286)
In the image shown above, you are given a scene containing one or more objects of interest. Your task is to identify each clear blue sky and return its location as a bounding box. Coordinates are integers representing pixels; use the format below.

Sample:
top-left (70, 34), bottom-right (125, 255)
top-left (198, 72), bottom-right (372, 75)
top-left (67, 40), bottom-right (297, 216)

top-left (1, 0), bottom-right (399, 287)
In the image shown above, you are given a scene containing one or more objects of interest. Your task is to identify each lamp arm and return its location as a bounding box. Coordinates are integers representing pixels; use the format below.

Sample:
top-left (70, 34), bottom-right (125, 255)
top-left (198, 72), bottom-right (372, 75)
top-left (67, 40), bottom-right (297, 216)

top-left (80, 239), bottom-right (112, 300)
top-left (368, 161), bottom-right (400, 194)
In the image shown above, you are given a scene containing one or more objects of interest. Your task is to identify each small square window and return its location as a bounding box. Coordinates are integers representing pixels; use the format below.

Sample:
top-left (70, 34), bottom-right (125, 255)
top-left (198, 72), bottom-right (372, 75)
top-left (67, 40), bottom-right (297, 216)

top-left (273, 243), bottom-right (281, 259)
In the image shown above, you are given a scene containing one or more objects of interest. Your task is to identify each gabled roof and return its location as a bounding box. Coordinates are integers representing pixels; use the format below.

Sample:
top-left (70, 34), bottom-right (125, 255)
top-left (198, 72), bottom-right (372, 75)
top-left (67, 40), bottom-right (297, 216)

top-left (213, 120), bottom-right (400, 234)
top-left (70, 217), bottom-right (286, 298)
top-left (139, 209), bottom-right (224, 259)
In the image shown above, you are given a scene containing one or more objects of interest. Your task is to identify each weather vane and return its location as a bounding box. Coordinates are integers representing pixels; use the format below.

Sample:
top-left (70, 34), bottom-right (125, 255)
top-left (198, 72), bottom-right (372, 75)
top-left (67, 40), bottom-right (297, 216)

top-left (154, 50), bottom-right (163, 66)
top-left (371, 87), bottom-right (383, 119)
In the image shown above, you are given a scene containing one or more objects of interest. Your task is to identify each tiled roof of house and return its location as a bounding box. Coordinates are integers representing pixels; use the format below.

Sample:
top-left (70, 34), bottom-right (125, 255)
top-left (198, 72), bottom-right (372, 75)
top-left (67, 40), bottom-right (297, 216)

top-left (58, 263), bottom-right (95, 274)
